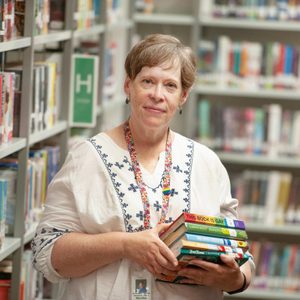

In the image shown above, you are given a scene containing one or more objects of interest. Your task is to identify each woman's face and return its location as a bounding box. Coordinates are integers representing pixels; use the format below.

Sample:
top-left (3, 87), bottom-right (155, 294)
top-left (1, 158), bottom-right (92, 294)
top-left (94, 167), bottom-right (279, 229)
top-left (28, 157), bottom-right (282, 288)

top-left (124, 63), bottom-right (188, 130)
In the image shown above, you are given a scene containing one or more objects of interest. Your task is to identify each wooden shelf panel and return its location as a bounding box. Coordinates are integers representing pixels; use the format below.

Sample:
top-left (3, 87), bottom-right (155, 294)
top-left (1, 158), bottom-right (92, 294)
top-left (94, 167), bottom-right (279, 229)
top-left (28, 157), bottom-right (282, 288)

top-left (34, 30), bottom-right (72, 45)
top-left (216, 152), bottom-right (300, 169)
top-left (73, 24), bottom-right (105, 38)
top-left (225, 288), bottom-right (300, 299)
top-left (200, 16), bottom-right (300, 32)
top-left (29, 121), bottom-right (68, 146)
top-left (0, 237), bottom-right (21, 261)
top-left (0, 138), bottom-right (27, 159)
top-left (247, 223), bottom-right (300, 236)
top-left (194, 84), bottom-right (300, 101)
top-left (134, 13), bottom-right (194, 25)
top-left (0, 37), bottom-right (31, 52)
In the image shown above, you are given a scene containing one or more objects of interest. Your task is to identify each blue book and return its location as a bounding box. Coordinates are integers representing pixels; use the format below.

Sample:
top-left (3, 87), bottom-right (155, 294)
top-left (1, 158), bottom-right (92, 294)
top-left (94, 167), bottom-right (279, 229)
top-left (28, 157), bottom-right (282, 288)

top-left (167, 232), bottom-right (249, 250)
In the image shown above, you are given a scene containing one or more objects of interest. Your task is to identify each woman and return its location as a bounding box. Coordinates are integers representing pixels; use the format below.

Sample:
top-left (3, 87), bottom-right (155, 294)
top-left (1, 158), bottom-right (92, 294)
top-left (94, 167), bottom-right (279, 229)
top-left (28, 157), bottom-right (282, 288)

top-left (32, 34), bottom-right (254, 300)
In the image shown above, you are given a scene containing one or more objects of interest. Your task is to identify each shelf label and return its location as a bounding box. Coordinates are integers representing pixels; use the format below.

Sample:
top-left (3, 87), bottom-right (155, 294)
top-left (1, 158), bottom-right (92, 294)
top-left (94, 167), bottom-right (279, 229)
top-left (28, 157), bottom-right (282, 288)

top-left (71, 54), bottom-right (99, 127)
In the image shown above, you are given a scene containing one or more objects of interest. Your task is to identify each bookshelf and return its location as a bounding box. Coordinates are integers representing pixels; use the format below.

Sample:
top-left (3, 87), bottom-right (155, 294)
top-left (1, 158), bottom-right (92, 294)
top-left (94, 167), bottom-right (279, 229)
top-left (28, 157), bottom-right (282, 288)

top-left (133, 0), bottom-right (300, 299)
top-left (0, 1), bottom-right (132, 299)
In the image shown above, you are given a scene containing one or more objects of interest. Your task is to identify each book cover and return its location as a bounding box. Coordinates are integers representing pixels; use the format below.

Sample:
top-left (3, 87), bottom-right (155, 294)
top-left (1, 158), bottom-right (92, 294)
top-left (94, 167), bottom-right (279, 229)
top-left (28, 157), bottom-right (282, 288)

top-left (161, 222), bottom-right (248, 243)
top-left (160, 212), bottom-right (246, 241)
top-left (158, 249), bottom-right (249, 283)
top-left (166, 232), bottom-right (249, 250)
top-left (178, 248), bottom-right (249, 266)
top-left (170, 239), bottom-right (245, 258)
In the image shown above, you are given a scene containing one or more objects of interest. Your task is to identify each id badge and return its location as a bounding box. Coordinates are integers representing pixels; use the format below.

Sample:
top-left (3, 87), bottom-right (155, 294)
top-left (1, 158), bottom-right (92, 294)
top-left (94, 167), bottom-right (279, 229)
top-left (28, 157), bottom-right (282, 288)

top-left (131, 270), bottom-right (152, 300)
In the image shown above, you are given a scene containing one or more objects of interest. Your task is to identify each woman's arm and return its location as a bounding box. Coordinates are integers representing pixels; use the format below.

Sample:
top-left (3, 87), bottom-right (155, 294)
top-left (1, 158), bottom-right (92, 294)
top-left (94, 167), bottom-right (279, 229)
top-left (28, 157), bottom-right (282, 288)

top-left (51, 224), bottom-right (178, 278)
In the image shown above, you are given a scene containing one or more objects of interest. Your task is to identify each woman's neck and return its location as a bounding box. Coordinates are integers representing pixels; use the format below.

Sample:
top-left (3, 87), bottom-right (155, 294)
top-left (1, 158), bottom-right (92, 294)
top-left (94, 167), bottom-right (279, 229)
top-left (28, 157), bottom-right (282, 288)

top-left (128, 118), bottom-right (169, 151)
top-left (127, 119), bottom-right (171, 173)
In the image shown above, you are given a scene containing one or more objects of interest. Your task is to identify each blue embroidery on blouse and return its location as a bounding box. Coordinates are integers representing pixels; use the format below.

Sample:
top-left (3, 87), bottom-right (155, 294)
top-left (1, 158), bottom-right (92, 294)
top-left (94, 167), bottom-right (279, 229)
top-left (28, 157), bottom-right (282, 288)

top-left (32, 228), bottom-right (70, 267)
top-left (88, 136), bottom-right (194, 232)
top-left (154, 201), bottom-right (162, 211)
top-left (89, 138), bottom-right (132, 231)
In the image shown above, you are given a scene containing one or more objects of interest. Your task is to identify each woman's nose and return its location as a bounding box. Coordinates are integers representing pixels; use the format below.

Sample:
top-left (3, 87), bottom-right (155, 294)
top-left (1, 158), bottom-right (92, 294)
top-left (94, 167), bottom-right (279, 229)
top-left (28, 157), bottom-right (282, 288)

top-left (152, 84), bottom-right (163, 100)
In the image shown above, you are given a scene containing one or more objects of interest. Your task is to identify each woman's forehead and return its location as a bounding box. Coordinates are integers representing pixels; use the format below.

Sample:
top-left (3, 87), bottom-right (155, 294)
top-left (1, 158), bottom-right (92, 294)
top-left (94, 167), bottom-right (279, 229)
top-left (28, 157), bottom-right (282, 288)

top-left (138, 64), bottom-right (181, 79)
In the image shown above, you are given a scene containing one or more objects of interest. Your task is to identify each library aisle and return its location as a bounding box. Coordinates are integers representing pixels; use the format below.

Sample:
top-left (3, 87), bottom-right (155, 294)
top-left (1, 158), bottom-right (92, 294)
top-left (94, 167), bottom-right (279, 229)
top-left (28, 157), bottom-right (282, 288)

top-left (0, 1), bottom-right (300, 299)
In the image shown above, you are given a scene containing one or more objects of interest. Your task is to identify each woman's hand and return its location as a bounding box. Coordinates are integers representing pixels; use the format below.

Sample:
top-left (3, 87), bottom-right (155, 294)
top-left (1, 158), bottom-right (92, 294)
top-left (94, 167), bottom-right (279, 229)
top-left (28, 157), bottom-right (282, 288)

top-left (176, 254), bottom-right (245, 291)
top-left (123, 224), bottom-right (179, 278)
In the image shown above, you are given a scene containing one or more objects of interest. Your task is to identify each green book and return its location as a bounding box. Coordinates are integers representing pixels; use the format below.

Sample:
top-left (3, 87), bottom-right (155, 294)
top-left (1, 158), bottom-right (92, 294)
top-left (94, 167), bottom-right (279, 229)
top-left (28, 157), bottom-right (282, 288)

top-left (157, 249), bottom-right (249, 284)
top-left (177, 248), bottom-right (249, 267)
top-left (168, 222), bottom-right (248, 242)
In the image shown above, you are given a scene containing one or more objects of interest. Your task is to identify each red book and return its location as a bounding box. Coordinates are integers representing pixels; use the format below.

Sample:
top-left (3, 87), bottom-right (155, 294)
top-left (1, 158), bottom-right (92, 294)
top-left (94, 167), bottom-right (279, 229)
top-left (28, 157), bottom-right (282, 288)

top-left (160, 212), bottom-right (246, 241)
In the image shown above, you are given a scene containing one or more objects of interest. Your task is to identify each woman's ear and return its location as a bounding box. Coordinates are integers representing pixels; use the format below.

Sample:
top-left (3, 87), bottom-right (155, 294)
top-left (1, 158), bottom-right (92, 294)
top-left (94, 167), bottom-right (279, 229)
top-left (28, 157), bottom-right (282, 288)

top-left (124, 76), bottom-right (131, 94)
top-left (181, 89), bottom-right (190, 106)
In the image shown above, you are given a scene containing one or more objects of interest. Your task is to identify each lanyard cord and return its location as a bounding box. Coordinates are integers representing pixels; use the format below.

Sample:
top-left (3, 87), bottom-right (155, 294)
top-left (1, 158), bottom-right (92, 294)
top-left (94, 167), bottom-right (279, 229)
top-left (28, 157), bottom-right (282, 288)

top-left (124, 120), bottom-right (172, 229)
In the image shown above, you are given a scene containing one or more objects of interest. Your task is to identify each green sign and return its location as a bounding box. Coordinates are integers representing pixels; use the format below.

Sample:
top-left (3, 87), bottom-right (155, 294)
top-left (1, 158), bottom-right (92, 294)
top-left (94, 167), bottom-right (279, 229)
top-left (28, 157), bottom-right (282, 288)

top-left (71, 54), bottom-right (99, 127)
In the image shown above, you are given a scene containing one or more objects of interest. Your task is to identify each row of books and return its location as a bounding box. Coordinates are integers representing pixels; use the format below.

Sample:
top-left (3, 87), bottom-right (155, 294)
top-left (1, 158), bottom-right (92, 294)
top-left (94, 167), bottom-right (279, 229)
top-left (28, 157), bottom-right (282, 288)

top-left (0, 144), bottom-right (60, 248)
top-left (198, 37), bottom-right (300, 90)
top-left (31, 62), bottom-right (58, 134)
top-left (212, 0), bottom-right (300, 21)
top-left (231, 170), bottom-right (300, 225)
top-left (249, 240), bottom-right (300, 291)
top-left (6, 58), bottom-right (60, 136)
top-left (0, 249), bottom-right (43, 300)
top-left (0, 0), bottom-right (20, 40)
top-left (0, 0), bottom-right (58, 39)
top-left (74, 0), bottom-right (101, 30)
top-left (0, 180), bottom-right (7, 249)
top-left (197, 100), bottom-right (300, 157)
top-left (135, 0), bottom-right (191, 16)
top-left (159, 212), bottom-right (250, 283)
top-left (106, 0), bottom-right (128, 25)
top-left (135, 0), bottom-right (155, 14)
top-left (103, 40), bottom-right (118, 103)
top-left (0, 72), bottom-right (15, 145)
top-left (0, 0), bottom-right (102, 40)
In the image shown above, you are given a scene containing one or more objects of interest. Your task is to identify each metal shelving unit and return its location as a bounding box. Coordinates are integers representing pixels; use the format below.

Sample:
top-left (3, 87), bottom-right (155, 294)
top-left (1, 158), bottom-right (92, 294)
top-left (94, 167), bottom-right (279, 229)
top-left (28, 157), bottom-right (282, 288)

top-left (0, 1), bottom-right (131, 299)
top-left (200, 16), bottom-right (300, 32)
top-left (0, 238), bottom-right (21, 262)
top-left (134, 13), bottom-right (194, 25)
top-left (133, 2), bottom-right (300, 300)
top-left (194, 84), bottom-right (300, 101)
top-left (216, 152), bottom-right (300, 169)
top-left (228, 289), bottom-right (300, 300)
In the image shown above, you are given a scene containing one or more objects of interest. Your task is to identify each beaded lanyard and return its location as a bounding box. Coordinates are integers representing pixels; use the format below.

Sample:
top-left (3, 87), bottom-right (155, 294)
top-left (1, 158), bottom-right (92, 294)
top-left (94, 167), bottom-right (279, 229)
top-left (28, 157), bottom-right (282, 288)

top-left (124, 120), bottom-right (172, 229)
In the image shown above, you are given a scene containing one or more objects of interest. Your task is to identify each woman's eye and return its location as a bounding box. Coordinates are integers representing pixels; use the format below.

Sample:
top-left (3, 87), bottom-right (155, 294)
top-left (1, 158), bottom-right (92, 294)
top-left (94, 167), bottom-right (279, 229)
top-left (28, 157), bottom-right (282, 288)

top-left (167, 83), bottom-right (177, 90)
top-left (143, 79), bottom-right (152, 84)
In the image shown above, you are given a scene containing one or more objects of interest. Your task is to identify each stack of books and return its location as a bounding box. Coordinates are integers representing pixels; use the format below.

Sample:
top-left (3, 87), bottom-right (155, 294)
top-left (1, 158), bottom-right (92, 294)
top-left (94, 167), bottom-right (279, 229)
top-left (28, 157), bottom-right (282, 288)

top-left (159, 212), bottom-right (250, 283)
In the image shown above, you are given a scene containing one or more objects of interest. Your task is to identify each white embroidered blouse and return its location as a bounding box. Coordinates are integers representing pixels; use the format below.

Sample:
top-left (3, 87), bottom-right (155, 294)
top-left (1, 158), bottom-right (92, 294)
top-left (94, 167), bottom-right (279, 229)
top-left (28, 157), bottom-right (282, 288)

top-left (32, 132), bottom-right (252, 300)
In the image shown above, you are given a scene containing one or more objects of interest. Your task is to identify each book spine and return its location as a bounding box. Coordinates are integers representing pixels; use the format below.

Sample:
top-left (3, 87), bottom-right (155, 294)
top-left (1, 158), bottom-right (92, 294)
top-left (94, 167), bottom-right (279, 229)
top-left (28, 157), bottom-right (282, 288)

top-left (178, 248), bottom-right (249, 266)
top-left (179, 240), bottom-right (244, 254)
top-left (184, 233), bottom-right (249, 249)
top-left (183, 212), bottom-right (245, 230)
top-left (186, 222), bottom-right (248, 240)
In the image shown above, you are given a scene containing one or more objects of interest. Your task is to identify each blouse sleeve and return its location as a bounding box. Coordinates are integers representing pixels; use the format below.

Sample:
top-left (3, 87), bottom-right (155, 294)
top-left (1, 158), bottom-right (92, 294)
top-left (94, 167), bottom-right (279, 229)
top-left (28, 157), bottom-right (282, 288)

top-left (31, 141), bottom-right (95, 283)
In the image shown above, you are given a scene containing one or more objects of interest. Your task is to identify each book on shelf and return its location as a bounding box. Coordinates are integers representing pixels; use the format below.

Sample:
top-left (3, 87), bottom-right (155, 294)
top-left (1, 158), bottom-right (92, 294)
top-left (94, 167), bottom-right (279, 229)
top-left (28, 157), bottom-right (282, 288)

top-left (160, 212), bottom-right (247, 241)
top-left (0, 179), bottom-right (7, 249)
top-left (49, 0), bottom-right (65, 30)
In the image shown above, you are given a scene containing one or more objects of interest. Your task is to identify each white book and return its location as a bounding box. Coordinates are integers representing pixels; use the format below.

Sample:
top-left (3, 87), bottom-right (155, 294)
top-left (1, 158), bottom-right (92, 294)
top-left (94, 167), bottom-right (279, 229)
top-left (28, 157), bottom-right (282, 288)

top-left (265, 171), bottom-right (281, 225)
top-left (267, 104), bottom-right (282, 157)
top-left (291, 111), bottom-right (300, 156)
top-left (217, 35), bottom-right (231, 86)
